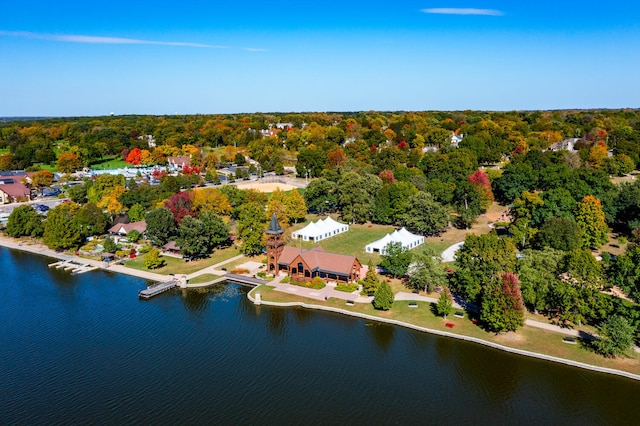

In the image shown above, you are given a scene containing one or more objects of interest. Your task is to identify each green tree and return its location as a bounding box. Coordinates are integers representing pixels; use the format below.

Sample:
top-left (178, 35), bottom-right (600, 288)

top-left (145, 207), bottom-right (176, 246)
top-left (75, 202), bottom-right (109, 237)
top-left (399, 192), bottom-right (449, 236)
top-left (608, 244), bottom-right (640, 302)
top-left (127, 203), bottom-right (146, 222)
top-left (5, 205), bottom-right (44, 238)
top-left (379, 241), bottom-right (413, 278)
top-left (144, 248), bottom-right (166, 269)
top-left (516, 248), bottom-right (564, 313)
top-left (435, 287), bottom-right (454, 319)
top-left (407, 248), bottom-right (447, 293)
top-left (177, 215), bottom-right (212, 259)
top-left (373, 279), bottom-right (394, 310)
top-left (304, 178), bottom-right (338, 214)
top-left (103, 236), bottom-right (117, 253)
top-left (43, 203), bottom-right (82, 250)
top-left (362, 260), bottom-right (379, 295)
top-left (534, 217), bottom-right (582, 251)
top-left (575, 195), bottom-right (609, 249)
top-left (480, 272), bottom-right (525, 333)
top-left (593, 315), bottom-right (635, 358)
top-left (237, 202), bottom-right (266, 255)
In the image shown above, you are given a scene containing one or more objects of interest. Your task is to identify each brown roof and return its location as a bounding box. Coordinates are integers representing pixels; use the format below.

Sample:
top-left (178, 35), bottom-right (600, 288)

top-left (162, 240), bottom-right (180, 251)
top-left (168, 156), bottom-right (191, 167)
top-left (279, 246), bottom-right (359, 276)
top-left (0, 182), bottom-right (31, 197)
top-left (108, 220), bottom-right (147, 235)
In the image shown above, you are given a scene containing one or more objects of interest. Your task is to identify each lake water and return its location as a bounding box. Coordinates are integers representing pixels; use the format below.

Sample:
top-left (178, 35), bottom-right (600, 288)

top-left (1, 247), bottom-right (638, 425)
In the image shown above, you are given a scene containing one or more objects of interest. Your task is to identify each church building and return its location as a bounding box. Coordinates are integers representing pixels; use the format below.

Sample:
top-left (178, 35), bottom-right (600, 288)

top-left (266, 214), bottom-right (362, 283)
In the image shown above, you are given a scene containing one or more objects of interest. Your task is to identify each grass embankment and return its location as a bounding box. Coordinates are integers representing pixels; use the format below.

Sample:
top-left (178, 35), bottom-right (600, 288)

top-left (188, 274), bottom-right (222, 284)
top-left (254, 285), bottom-right (640, 376)
top-left (124, 246), bottom-right (241, 275)
top-left (90, 157), bottom-right (128, 170)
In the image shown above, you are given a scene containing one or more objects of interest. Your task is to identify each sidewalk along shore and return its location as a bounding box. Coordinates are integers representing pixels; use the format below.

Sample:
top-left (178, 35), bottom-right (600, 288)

top-left (247, 287), bottom-right (640, 382)
top-left (0, 235), bottom-right (168, 282)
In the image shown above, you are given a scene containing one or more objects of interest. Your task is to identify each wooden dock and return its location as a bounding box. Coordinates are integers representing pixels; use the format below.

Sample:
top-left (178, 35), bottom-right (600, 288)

top-left (224, 273), bottom-right (267, 287)
top-left (48, 259), bottom-right (99, 275)
top-left (138, 279), bottom-right (179, 299)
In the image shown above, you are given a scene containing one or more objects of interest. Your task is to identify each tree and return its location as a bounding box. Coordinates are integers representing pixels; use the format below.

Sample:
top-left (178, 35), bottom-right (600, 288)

top-left (43, 203), bottom-right (82, 250)
top-left (575, 195), bottom-right (609, 249)
top-left (516, 248), bottom-right (564, 313)
top-left (379, 241), bottom-right (412, 278)
top-left (127, 203), bottom-right (146, 222)
top-left (534, 217), bottom-right (582, 251)
top-left (285, 190), bottom-right (307, 224)
top-left (373, 279), bottom-right (394, 310)
top-left (164, 191), bottom-right (194, 224)
top-left (467, 169), bottom-right (494, 211)
top-left (177, 215), bottom-right (212, 260)
top-left (56, 152), bottom-right (82, 173)
top-left (145, 207), bottom-right (177, 246)
top-left (559, 248), bottom-right (605, 290)
top-left (30, 170), bottom-right (54, 195)
top-left (97, 185), bottom-right (127, 219)
top-left (304, 178), bottom-right (338, 214)
top-left (399, 192), bottom-right (449, 236)
top-left (436, 287), bottom-right (454, 320)
top-left (125, 148), bottom-right (142, 165)
top-left (237, 202), bottom-right (266, 255)
top-left (362, 260), bottom-right (379, 295)
top-left (407, 248), bottom-right (447, 293)
top-left (480, 272), bottom-right (525, 333)
top-left (5, 205), bottom-right (44, 238)
top-left (75, 202), bottom-right (109, 237)
top-left (608, 244), bottom-right (640, 302)
top-left (192, 187), bottom-right (231, 216)
top-left (592, 315), bottom-right (635, 358)
top-left (103, 236), bottom-right (117, 253)
top-left (144, 248), bottom-right (166, 269)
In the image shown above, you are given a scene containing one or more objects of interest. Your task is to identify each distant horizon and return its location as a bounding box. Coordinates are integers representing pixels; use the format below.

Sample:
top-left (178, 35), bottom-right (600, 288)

top-left (2, 1), bottom-right (639, 116)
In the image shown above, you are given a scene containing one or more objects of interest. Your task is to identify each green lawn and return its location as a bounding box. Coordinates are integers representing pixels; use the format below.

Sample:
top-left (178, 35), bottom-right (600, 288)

top-left (254, 285), bottom-right (640, 375)
top-left (90, 156), bottom-right (128, 170)
top-left (123, 246), bottom-right (241, 275)
top-left (188, 274), bottom-right (221, 284)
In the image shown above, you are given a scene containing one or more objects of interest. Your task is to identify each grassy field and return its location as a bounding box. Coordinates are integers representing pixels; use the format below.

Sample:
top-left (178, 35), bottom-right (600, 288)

top-left (123, 246), bottom-right (241, 275)
top-left (188, 273), bottom-right (221, 284)
top-left (255, 285), bottom-right (640, 375)
top-left (90, 156), bottom-right (128, 170)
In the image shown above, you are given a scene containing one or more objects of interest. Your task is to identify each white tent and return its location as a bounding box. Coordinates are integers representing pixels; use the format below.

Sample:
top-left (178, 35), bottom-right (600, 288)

top-left (291, 216), bottom-right (349, 242)
top-left (365, 227), bottom-right (425, 255)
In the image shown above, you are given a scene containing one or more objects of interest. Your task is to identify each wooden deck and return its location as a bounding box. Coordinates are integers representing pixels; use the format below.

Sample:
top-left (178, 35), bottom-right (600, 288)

top-left (138, 279), bottom-right (179, 299)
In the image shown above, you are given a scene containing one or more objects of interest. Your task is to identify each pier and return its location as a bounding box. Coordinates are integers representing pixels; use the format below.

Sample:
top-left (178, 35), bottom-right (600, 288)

top-left (138, 279), bottom-right (179, 299)
top-left (48, 259), bottom-right (99, 275)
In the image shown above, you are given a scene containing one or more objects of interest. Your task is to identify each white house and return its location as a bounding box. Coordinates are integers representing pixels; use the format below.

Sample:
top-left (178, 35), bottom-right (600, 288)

top-left (291, 216), bottom-right (349, 242)
top-left (365, 227), bottom-right (425, 255)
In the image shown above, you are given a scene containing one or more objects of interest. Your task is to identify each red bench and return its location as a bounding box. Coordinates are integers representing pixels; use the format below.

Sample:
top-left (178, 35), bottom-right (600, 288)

top-left (445, 322), bottom-right (455, 328)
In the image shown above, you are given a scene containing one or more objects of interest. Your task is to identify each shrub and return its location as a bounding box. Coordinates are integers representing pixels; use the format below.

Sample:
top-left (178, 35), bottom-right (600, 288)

top-left (281, 276), bottom-right (291, 283)
top-left (231, 268), bottom-right (250, 274)
top-left (373, 279), bottom-right (394, 310)
top-left (257, 271), bottom-right (267, 279)
top-left (138, 245), bottom-right (151, 254)
top-left (335, 283), bottom-right (359, 293)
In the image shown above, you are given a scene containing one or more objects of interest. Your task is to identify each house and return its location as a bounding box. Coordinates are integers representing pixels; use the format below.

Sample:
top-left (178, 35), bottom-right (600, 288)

top-left (108, 220), bottom-right (147, 236)
top-left (549, 138), bottom-right (580, 153)
top-left (168, 156), bottom-right (191, 169)
top-left (451, 133), bottom-right (464, 148)
top-left (0, 182), bottom-right (31, 204)
top-left (266, 214), bottom-right (362, 283)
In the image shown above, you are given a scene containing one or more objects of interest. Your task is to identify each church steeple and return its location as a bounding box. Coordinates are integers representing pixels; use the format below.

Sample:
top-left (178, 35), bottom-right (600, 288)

top-left (265, 213), bottom-right (284, 273)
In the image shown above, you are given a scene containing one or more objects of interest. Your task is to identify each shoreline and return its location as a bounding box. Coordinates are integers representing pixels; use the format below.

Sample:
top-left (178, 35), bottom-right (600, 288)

top-left (2, 235), bottom-right (638, 382)
top-left (247, 287), bottom-right (640, 382)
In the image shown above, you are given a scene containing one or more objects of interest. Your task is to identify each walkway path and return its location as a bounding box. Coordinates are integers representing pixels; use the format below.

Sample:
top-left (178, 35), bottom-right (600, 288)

top-left (185, 254), bottom-right (246, 280)
top-left (441, 242), bottom-right (464, 262)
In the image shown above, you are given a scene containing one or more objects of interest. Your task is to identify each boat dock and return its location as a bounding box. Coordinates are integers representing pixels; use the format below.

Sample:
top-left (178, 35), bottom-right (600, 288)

top-left (48, 259), bottom-right (99, 275)
top-left (138, 279), bottom-right (179, 299)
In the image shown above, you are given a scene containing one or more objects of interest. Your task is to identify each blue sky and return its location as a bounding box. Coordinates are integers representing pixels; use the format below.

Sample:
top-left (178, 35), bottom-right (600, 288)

top-left (1, 1), bottom-right (639, 116)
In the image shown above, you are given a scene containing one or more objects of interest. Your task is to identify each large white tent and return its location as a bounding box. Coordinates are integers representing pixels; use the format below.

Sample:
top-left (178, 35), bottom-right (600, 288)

top-left (291, 216), bottom-right (349, 242)
top-left (365, 227), bottom-right (425, 255)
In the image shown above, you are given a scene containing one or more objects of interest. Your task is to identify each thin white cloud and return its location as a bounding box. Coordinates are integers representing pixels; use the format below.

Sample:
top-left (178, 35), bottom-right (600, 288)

top-left (0, 30), bottom-right (228, 48)
top-left (243, 47), bottom-right (268, 52)
top-left (421, 8), bottom-right (503, 16)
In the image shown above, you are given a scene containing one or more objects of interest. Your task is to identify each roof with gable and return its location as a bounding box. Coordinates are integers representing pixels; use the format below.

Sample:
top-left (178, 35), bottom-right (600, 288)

top-left (278, 245), bottom-right (360, 276)
top-left (0, 182), bottom-right (31, 198)
top-left (365, 227), bottom-right (424, 254)
top-left (108, 220), bottom-right (147, 235)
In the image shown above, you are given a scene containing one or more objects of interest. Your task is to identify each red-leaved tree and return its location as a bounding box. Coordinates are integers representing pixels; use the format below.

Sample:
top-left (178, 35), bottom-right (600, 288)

top-left (164, 191), bottom-right (195, 224)
top-left (125, 148), bottom-right (142, 165)
top-left (378, 169), bottom-right (395, 185)
top-left (468, 169), bottom-right (494, 211)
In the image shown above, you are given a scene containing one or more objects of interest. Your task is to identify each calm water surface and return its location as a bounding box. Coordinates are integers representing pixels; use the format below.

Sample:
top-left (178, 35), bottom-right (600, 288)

top-left (1, 247), bottom-right (638, 425)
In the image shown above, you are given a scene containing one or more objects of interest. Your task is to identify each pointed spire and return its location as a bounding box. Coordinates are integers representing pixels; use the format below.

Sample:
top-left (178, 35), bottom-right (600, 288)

top-left (266, 212), bottom-right (284, 235)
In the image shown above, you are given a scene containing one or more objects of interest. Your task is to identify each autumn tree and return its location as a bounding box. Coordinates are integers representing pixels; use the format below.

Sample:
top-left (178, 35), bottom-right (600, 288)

top-left (480, 272), bottom-right (525, 333)
top-left (125, 148), bottom-right (142, 165)
top-left (467, 169), bottom-right (494, 211)
top-left (575, 195), bottom-right (609, 249)
top-left (361, 260), bottom-right (379, 295)
top-left (285, 189), bottom-right (307, 224)
top-left (56, 152), bottom-right (82, 173)
top-left (436, 287), bottom-right (454, 320)
top-left (164, 191), bottom-right (195, 224)
top-left (192, 187), bottom-right (231, 216)
top-left (29, 170), bottom-right (54, 195)
top-left (144, 248), bottom-right (166, 269)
